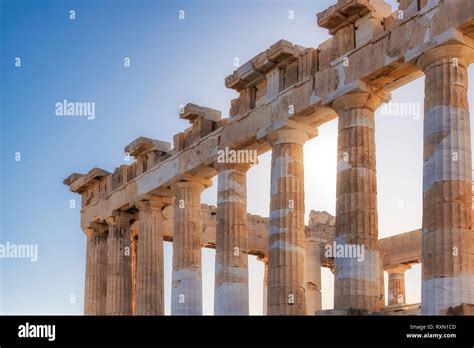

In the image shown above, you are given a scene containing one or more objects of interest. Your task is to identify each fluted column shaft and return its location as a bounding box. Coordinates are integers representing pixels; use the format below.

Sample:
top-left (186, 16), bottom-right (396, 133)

top-left (135, 197), bottom-right (167, 315)
top-left (262, 256), bottom-right (268, 315)
top-left (387, 264), bottom-right (410, 305)
top-left (305, 238), bottom-right (322, 315)
top-left (388, 273), bottom-right (405, 305)
top-left (171, 181), bottom-right (206, 315)
top-left (131, 226), bottom-right (138, 315)
top-left (105, 212), bottom-right (133, 315)
top-left (84, 223), bottom-right (108, 315)
top-left (332, 92), bottom-right (384, 312)
top-left (418, 44), bottom-right (474, 315)
top-left (379, 253), bottom-right (386, 309)
top-left (214, 163), bottom-right (250, 315)
top-left (267, 128), bottom-right (311, 315)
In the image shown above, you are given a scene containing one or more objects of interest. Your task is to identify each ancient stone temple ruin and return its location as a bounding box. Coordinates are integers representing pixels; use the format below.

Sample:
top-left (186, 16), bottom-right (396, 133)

top-left (64, 0), bottom-right (474, 315)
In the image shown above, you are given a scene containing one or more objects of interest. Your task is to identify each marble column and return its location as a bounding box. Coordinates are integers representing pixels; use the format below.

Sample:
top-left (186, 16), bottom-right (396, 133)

top-left (83, 222), bottom-right (108, 315)
top-left (332, 91), bottom-right (385, 312)
top-left (135, 197), bottom-right (168, 315)
top-left (170, 180), bottom-right (206, 315)
top-left (305, 237), bottom-right (322, 315)
top-left (131, 226), bottom-right (138, 315)
top-left (386, 264), bottom-right (411, 305)
top-left (105, 212), bottom-right (133, 315)
top-left (379, 253), bottom-right (386, 309)
top-left (214, 163), bottom-right (250, 315)
top-left (417, 44), bottom-right (474, 315)
top-left (259, 255), bottom-right (268, 315)
top-left (267, 127), bottom-right (314, 315)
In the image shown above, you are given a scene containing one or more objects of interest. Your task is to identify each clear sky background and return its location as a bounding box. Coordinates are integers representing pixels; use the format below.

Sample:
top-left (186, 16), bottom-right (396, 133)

top-left (1, 0), bottom-right (473, 315)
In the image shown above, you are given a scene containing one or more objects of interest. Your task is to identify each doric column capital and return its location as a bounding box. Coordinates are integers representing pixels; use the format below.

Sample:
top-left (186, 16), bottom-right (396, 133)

top-left (417, 44), bottom-right (474, 71)
top-left (170, 180), bottom-right (206, 194)
top-left (332, 92), bottom-right (385, 113)
top-left (385, 264), bottom-right (411, 275)
top-left (259, 119), bottom-right (317, 147)
top-left (170, 174), bottom-right (212, 194)
top-left (84, 222), bottom-right (108, 237)
top-left (105, 211), bottom-right (134, 226)
top-left (135, 196), bottom-right (171, 212)
top-left (214, 161), bottom-right (251, 173)
top-left (267, 128), bottom-right (310, 147)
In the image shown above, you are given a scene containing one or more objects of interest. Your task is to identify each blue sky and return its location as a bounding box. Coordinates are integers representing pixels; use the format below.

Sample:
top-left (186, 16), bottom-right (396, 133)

top-left (1, 0), bottom-right (473, 314)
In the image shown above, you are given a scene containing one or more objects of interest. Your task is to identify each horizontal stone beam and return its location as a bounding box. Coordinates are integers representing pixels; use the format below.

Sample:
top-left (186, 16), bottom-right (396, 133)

top-left (319, 228), bottom-right (421, 270)
top-left (380, 229), bottom-right (421, 269)
top-left (76, 107), bottom-right (335, 229)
